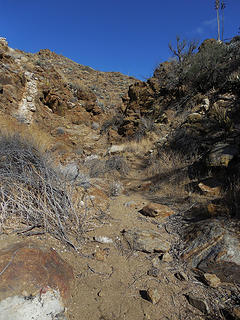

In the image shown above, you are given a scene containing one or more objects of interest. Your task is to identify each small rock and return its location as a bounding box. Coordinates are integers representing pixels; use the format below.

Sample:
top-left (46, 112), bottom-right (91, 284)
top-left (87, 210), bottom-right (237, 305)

top-left (185, 295), bottom-right (209, 314)
top-left (146, 288), bottom-right (160, 304)
top-left (187, 113), bottom-right (202, 123)
top-left (203, 273), bottom-right (221, 288)
top-left (198, 178), bottom-right (221, 196)
top-left (147, 267), bottom-right (159, 278)
top-left (162, 252), bottom-right (173, 263)
top-left (122, 229), bottom-right (171, 253)
top-left (93, 236), bottom-right (113, 244)
top-left (174, 272), bottom-right (187, 281)
top-left (93, 247), bottom-right (109, 261)
top-left (139, 203), bottom-right (174, 218)
top-left (29, 103), bottom-right (36, 112)
top-left (124, 200), bottom-right (137, 208)
top-left (26, 96), bottom-right (33, 102)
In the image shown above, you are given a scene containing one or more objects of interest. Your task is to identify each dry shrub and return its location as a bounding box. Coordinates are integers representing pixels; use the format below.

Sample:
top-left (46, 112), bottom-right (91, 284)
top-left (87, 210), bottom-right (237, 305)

top-left (147, 150), bottom-right (191, 199)
top-left (0, 131), bottom-right (95, 248)
top-left (210, 104), bottom-right (232, 131)
top-left (105, 156), bottom-right (129, 176)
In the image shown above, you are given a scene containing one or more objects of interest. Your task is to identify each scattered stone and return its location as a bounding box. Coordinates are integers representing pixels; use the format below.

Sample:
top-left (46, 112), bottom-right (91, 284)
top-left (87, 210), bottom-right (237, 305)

top-left (93, 236), bottom-right (113, 244)
top-left (203, 273), bottom-right (221, 288)
top-left (146, 288), bottom-right (161, 304)
top-left (93, 247), bottom-right (109, 261)
top-left (107, 144), bottom-right (125, 155)
top-left (187, 113), bottom-right (202, 123)
top-left (26, 96), bottom-right (33, 102)
top-left (124, 200), bottom-right (137, 208)
top-left (198, 178), bottom-right (221, 196)
top-left (139, 203), bottom-right (174, 218)
top-left (122, 229), bottom-right (171, 253)
top-left (147, 267), bottom-right (159, 278)
top-left (29, 103), bottom-right (36, 112)
top-left (174, 272), bottom-right (187, 281)
top-left (161, 252), bottom-right (173, 263)
top-left (185, 295), bottom-right (209, 314)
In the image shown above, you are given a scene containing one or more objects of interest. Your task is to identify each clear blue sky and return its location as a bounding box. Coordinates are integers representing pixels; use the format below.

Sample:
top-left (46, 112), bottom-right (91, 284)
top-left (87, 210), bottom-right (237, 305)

top-left (0, 1), bottom-right (239, 79)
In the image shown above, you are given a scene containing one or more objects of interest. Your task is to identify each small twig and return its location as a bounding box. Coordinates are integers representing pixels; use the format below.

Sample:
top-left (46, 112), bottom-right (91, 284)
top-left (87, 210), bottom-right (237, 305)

top-left (87, 264), bottom-right (114, 278)
top-left (0, 249), bottom-right (19, 277)
top-left (14, 224), bottom-right (43, 234)
top-left (25, 231), bottom-right (45, 236)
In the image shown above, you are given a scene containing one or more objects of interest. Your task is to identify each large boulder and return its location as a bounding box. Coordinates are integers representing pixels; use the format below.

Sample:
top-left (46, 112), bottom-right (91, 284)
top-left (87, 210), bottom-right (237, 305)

top-left (0, 241), bottom-right (74, 319)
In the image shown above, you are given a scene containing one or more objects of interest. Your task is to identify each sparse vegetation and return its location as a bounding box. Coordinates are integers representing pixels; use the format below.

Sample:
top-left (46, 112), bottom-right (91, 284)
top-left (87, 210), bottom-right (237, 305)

top-left (0, 132), bottom-right (94, 248)
top-left (155, 37), bottom-right (240, 94)
top-left (146, 150), bottom-right (191, 200)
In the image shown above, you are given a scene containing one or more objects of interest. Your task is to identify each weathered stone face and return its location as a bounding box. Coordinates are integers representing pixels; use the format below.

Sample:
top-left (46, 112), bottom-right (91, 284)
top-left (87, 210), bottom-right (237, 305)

top-left (122, 229), bottom-right (171, 253)
top-left (181, 220), bottom-right (240, 284)
top-left (0, 242), bottom-right (74, 302)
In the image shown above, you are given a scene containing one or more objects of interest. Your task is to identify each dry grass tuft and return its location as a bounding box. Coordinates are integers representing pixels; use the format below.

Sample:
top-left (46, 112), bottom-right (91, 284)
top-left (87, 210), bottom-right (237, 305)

top-left (146, 150), bottom-right (192, 200)
top-left (0, 114), bottom-right (53, 153)
top-left (124, 135), bottom-right (157, 155)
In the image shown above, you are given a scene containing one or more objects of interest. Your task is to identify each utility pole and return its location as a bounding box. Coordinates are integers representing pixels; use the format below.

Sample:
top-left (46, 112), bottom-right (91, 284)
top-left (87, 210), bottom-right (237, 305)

top-left (215, 0), bottom-right (220, 41)
top-left (221, 1), bottom-right (226, 41)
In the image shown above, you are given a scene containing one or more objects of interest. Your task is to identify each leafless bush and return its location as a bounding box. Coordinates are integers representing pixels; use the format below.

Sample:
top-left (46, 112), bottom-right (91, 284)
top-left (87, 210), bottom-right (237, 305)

top-left (168, 36), bottom-right (199, 63)
top-left (105, 156), bottom-right (129, 176)
top-left (88, 159), bottom-right (106, 178)
top-left (0, 134), bottom-right (94, 248)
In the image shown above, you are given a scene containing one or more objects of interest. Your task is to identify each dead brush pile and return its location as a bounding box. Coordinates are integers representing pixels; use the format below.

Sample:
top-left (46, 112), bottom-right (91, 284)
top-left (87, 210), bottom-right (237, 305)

top-left (0, 133), bottom-right (93, 248)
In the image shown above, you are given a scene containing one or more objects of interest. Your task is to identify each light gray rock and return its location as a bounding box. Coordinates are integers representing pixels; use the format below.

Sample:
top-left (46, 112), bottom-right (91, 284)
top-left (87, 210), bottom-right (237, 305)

top-left (59, 162), bottom-right (79, 181)
top-left (26, 96), bottom-right (33, 102)
top-left (0, 290), bottom-right (65, 320)
top-left (122, 229), bottom-right (171, 253)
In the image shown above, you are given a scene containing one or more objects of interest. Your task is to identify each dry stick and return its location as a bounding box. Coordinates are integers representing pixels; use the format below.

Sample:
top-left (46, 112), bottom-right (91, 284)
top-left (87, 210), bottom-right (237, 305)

top-left (0, 249), bottom-right (19, 277)
top-left (14, 224), bottom-right (43, 234)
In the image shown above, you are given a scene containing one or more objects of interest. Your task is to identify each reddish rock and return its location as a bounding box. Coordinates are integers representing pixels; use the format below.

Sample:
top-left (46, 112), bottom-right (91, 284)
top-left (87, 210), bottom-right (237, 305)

top-left (0, 242), bottom-right (73, 302)
top-left (139, 203), bottom-right (175, 218)
top-left (198, 178), bottom-right (222, 196)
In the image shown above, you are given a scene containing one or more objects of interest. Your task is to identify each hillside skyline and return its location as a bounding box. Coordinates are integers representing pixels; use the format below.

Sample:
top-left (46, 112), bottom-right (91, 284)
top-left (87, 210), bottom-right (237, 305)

top-left (0, 0), bottom-right (239, 79)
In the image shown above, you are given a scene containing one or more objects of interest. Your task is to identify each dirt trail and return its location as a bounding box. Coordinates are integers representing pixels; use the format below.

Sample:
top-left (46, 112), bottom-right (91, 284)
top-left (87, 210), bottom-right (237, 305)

top-left (60, 194), bottom-right (206, 320)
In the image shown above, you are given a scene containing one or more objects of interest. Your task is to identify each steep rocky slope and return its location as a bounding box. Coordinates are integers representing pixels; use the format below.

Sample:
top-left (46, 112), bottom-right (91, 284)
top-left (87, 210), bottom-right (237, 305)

top-left (0, 36), bottom-right (240, 319)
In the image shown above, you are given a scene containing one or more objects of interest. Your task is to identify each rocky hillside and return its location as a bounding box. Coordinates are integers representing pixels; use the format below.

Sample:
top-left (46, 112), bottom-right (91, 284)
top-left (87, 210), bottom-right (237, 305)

top-left (0, 37), bottom-right (136, 155)
top-left (0, 36), bottom-right (240, 320)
